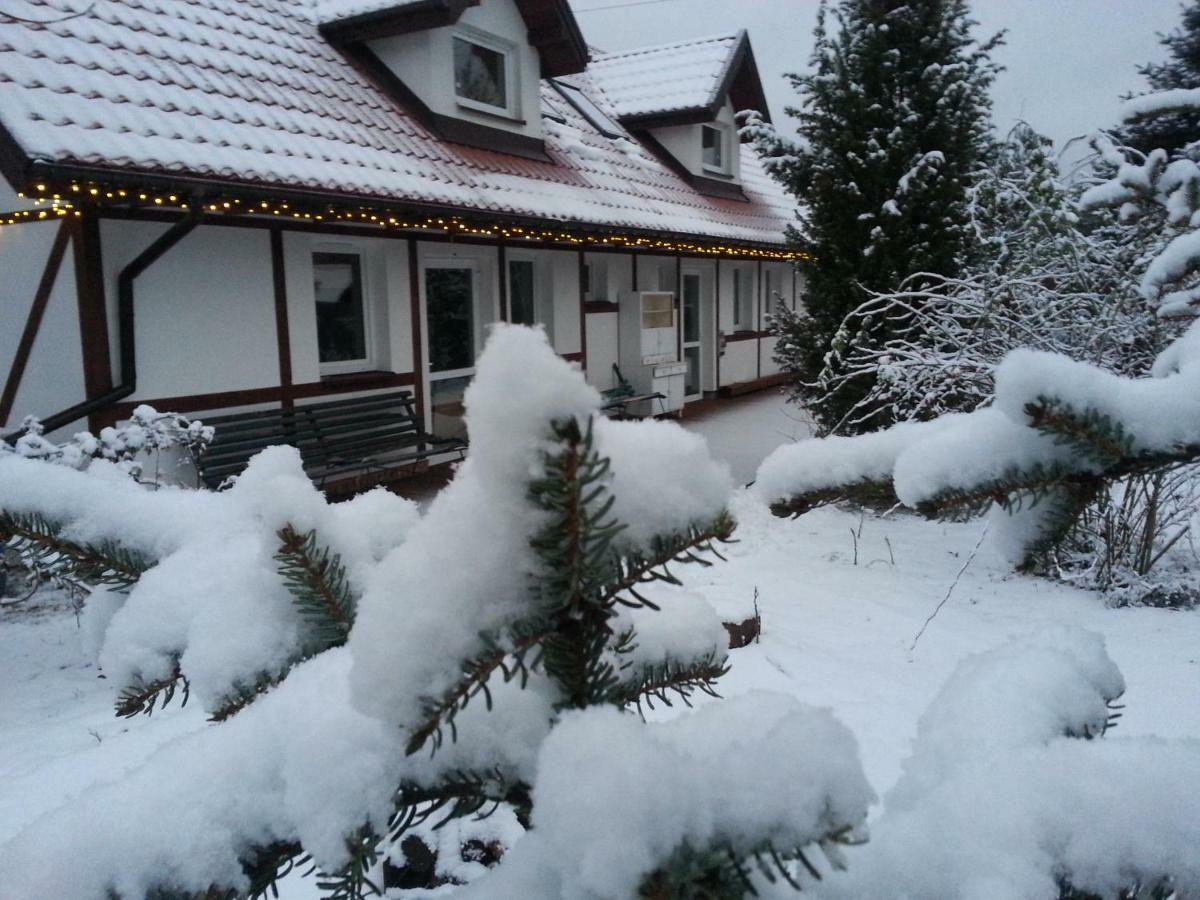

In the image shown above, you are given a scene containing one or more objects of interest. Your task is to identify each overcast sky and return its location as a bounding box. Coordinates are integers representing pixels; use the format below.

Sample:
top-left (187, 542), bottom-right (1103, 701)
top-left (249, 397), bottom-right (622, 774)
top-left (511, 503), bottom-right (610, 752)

top-left (568, 0), bottom-right (1186, 152)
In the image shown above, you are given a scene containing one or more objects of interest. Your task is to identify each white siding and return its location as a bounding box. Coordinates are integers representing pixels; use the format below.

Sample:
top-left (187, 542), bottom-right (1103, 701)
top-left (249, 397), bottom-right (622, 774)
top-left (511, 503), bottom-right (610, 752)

top-left (101, 221), bottom-right (278, 400)
top-left (0, 220), bottom-right (86, 437)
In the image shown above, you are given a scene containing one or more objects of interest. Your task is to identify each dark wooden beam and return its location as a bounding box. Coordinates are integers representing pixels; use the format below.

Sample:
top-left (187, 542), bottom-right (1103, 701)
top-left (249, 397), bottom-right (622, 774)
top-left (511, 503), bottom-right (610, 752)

top-left (408, 239), bottom-right (426, 429)
top-left (72, 210), bottom-right (114, 431)
top-left (108, 371), bottom-right (417, 420)
top-left (577, 249), bottom-right (587, 372)
top-left (1, 220), bottom-right (74, 427)
top-left (498, 242), bottom-right (510, 322)
top-left (270, 227), bottom-right (295, 409)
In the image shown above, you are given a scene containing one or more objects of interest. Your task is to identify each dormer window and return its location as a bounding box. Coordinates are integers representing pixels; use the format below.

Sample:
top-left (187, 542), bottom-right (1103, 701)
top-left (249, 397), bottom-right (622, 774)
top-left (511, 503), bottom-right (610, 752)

top-left (453, 30), bottom-right (516, 117)
top-left (701, 124), bottom-right (729, 175)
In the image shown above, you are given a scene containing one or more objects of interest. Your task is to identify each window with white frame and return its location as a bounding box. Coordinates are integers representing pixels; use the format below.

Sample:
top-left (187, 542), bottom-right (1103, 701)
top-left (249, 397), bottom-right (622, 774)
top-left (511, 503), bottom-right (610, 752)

top-left (731, 266), bottom-right (753, 331)
top-left (313, 251), bottom-right (371, 372)
top-left (702, 124), bottom-right (729, 174)
top-left (453, 30), bottom-right (516, 117)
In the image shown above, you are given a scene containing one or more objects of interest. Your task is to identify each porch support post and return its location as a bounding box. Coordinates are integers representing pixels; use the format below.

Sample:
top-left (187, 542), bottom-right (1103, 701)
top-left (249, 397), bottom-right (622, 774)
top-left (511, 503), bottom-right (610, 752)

top-left (675, 253), bottom-right (683, 362)
top-left (498, 242), bottom-right (509, 322)
top-left (631, 251), bottom-right (639, 292)
top-left (407, 238), bottom-right (426, 427)
top-left (1, 219), bottom-right (74, 427)
top-left (270, 227), bottom-right (294, 410)
top-left (757, 260), bottom-right (764, 379)
top-left (73, 211), bottom-right (113, 432)
top-left (714, 257), bottom-right (721, 391)
top-left (577, 249), bottom-right (588, 373)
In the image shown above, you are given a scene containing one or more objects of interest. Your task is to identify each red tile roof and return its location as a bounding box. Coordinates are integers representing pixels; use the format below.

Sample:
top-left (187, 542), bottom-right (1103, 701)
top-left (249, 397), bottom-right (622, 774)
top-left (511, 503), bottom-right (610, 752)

top-left (0, 0), bottom-right (794, 246)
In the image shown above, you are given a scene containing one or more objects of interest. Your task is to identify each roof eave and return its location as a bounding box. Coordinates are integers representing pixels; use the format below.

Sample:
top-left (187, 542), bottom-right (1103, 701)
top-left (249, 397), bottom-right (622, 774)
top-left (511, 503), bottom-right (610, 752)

top-left (21, 159), bottom-right (789, 252)
top-left (318, 0), bottom-right (478, 44)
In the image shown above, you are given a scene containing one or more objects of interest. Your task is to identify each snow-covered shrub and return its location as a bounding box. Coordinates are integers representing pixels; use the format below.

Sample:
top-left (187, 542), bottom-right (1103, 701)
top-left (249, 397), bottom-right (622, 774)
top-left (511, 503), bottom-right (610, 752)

top-left (0, 326), bottom-right (871, 899)
top-left (809, 124), bottom-right (1165, 433)
top-left (2, 404), bottom-right (213, 484)
top-left (799, 629), bottom-right (1200, 899)
top-left (756, 324), bottom-right (1200, 574)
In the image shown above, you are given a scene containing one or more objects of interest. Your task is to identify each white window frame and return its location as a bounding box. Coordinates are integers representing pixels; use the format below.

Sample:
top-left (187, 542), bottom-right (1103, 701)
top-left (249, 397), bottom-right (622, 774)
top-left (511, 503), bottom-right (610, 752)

top-left (313, 244), bottom-right (375, 377)
top-left (701, 123), bottom-right (731, 175)
top-left (452, 27), bottom-right (519, 119)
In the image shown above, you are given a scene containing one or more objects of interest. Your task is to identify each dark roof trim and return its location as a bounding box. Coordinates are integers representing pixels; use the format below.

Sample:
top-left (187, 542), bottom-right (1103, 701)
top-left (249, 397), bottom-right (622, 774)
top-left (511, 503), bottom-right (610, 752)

top-left (320, 0), bottom-right (587, 77)
top-left (616, 30), bottom-right (771, 136)
top-left (318, 0), bottom-right (478, 44)
top-left (635, 130), bottom-right (748, 203)
top-left (348, 42), bottom-right (552, 161)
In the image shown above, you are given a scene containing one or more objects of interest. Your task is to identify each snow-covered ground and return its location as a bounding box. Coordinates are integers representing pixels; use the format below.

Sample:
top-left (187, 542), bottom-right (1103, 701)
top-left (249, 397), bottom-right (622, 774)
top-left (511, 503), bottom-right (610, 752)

top-left (1, 390), bottom-right (1197, 894)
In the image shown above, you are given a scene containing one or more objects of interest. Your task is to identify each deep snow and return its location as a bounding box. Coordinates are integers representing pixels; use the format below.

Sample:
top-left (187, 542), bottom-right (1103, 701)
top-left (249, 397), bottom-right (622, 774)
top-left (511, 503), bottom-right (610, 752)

top-left (1, 389), bottom-right (1197, 896)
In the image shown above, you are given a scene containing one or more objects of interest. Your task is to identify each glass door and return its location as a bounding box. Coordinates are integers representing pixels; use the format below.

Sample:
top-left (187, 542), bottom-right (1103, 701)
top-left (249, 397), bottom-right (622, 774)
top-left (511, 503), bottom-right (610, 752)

top-left (425, 265), bottom-right (476, 440)
top-left (681, 272), bottom-right (703, 400)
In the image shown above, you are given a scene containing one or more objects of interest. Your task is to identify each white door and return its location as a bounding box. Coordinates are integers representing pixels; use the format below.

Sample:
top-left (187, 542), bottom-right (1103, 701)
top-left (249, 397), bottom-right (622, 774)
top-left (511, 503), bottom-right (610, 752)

top-left (681, 271), bottom-right (704, 400)
top-left (424, 263), bottom-right (477, 440)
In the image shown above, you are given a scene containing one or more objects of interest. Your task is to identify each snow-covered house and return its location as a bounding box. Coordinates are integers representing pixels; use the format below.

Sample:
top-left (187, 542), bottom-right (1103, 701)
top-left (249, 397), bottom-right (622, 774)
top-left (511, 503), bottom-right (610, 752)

top-left (0, 0), bottom-right (803, 459)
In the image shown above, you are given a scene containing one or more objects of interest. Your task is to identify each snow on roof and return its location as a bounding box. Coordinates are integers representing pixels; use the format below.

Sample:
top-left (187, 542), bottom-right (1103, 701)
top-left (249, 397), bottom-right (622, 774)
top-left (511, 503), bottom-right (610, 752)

top-left (309, 0), bottom-right (427, 25)
top-left (0, 2), bottom-right (792, 246)
top-left (588, 32), bottom-right (742, 120)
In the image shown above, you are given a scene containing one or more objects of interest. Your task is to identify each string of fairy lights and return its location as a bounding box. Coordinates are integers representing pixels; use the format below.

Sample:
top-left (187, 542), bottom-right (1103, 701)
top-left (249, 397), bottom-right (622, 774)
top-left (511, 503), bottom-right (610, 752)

top-left (0, 179), bottom-right (808, 262)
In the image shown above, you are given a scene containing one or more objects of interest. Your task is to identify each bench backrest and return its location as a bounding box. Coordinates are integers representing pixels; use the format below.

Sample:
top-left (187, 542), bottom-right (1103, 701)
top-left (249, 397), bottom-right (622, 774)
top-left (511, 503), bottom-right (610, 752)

top-left (196, 390), bottom-right (424, 489)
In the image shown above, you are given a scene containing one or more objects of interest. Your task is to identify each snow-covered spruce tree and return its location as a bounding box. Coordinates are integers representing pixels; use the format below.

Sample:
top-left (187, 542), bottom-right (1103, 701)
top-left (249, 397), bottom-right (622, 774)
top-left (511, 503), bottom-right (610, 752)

top-left (753, 0), bottom-right (1000, 433)
top-left (1119, 0), bottom-right (1200, 159)
top-left (0, 326), bottom-right (872, 899)
top-left (810, 123), bottom-right (1163, 428)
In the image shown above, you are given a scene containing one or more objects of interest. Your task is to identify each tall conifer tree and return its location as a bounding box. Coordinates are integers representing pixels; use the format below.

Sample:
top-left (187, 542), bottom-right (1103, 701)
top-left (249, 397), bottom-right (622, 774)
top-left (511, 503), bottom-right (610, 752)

top-left (762, 0), bottom-right (1001, 433)
top-left (1121, 1), bottom-right (1200, 158)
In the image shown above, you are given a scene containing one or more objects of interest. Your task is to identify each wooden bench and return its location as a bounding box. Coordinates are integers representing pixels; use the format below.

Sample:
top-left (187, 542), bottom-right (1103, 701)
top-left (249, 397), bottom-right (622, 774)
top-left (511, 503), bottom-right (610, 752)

top-left (194, 390), bottom-right (466, 490)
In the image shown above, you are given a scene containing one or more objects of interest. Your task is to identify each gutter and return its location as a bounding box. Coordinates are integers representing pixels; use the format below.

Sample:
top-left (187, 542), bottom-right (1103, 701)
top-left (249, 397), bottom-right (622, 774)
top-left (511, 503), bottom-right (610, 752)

top-left (3, 207), bottom-right (202, 442)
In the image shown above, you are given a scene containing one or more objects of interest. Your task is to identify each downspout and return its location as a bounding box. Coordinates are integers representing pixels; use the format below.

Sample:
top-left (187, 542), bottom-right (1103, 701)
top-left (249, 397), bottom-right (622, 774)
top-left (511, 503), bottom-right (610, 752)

top-left (4, 208), bottom-right (202, 441)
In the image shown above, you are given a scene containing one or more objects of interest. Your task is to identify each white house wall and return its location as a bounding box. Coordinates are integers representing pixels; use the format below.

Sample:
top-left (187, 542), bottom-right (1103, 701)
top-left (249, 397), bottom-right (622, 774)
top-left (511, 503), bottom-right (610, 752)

top-left (0, 219), bottom-right (86, 438)
top-left (100, 220), bottom-right (279, 401)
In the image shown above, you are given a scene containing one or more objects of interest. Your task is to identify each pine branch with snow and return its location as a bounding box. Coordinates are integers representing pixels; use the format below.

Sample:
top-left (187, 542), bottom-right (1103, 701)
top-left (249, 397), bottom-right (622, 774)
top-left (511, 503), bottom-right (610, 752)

top-left (0, 327), bottom-right (875, 900)
top-left (0, 509), bottom-right (152, 591)
top-left (756, 328), bottom-right (1200, 572)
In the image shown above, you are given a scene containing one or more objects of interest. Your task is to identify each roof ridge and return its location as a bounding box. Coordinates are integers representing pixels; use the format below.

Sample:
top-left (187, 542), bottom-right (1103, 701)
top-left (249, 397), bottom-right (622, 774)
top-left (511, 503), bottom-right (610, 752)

top-left (590, 30), bottom-right (739, 62)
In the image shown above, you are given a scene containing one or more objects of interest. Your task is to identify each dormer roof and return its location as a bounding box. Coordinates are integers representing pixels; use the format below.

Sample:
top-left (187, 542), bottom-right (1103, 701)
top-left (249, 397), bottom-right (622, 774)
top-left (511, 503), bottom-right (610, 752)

top-left (316, 0), bottom-right (588, 77)
top-left (589, 31), bottom-right (770, 131)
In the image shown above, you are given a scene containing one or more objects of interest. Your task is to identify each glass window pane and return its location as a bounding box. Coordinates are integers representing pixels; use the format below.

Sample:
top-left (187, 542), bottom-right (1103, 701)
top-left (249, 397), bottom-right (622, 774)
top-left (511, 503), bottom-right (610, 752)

top-left (702, 126), bottom-right (723, 169)
top-left (684, 345), bottom-right (701, 397)
top-left (642, 293), bottom-right (673, 329)
top-left (683, 274), bottom-right (700, 343)
top-left (431, 374), bottom-right (472, 441)
top-left (427, 267), bottom-right (475, 372)
top-left (313, 253), bottom-right (367, 364)
top-left (454, 37), bottom-right (507, 109)
top-left (509, 259), bottom-right (535, 326)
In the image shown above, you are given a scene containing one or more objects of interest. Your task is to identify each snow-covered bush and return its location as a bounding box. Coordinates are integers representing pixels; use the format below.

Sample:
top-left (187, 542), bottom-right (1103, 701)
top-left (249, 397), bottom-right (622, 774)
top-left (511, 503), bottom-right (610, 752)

top-left (1, 404), bottom-right (212, 484)
top-left (800, 629), bottom-right (1200, 899)
top-left (0, 326), bottom-right (872, 899)
top-left (808, 124), bottom-right (1165, 432)
top-left (756, 324), bottom-right (1200, 579)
